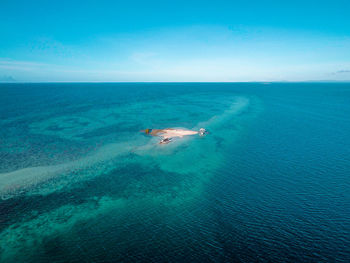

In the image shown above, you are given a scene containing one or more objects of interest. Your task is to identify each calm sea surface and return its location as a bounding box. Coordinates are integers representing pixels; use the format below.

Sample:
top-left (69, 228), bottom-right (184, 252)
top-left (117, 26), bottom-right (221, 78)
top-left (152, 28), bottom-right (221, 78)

top-left (0, 83), bottom-right (349, 262)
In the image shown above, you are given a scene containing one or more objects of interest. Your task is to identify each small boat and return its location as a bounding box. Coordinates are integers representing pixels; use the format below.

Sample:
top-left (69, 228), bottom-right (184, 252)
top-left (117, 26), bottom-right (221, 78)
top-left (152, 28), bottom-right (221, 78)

top-left (199, 128), bottom-right (207, 136)
top-left (159, 138), bottom-right (172, 144)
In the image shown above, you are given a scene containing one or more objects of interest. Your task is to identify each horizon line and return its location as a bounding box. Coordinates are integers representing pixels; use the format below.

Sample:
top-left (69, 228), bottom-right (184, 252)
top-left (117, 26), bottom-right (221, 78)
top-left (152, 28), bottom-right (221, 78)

top-left (1, 80), bottom-right (350, 84)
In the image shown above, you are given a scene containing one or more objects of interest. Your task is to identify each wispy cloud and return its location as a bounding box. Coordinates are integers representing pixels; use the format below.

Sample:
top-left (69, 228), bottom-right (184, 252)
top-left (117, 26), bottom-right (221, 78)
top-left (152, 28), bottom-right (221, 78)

top-left (335, 70), bottom-right (350, 74)
top-left (1, 26), bottom-right (350, 81)
top-left (0, 59), bottom-right (48, 71)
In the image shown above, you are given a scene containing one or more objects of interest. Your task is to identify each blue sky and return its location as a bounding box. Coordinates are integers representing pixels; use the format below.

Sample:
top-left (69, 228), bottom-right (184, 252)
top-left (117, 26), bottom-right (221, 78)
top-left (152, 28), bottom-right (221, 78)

top-left (0, 0), bottom-right (350, 82)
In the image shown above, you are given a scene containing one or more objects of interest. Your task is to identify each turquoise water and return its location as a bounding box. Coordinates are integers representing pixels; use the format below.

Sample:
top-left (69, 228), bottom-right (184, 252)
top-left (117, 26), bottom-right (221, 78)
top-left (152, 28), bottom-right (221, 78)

top-left (0, 83), bottom-right (349, 262)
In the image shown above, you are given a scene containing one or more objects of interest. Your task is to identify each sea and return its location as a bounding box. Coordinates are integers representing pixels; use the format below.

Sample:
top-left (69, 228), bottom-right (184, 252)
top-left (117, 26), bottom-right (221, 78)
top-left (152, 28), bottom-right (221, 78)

top-left (0, 82), bottom-right (349, 262)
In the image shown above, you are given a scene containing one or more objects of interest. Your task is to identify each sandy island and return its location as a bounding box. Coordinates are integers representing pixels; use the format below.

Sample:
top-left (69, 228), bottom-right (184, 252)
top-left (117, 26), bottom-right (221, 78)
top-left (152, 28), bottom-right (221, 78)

top-left (142, 128), bottom-right (198, 138)
top-left (141, 128), bottom-right (207, 144)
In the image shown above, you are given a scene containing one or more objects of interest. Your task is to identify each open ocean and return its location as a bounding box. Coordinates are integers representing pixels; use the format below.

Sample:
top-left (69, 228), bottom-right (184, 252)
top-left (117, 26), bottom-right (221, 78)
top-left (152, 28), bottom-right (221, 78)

top-left (0, 82), bottom-right (349, 262)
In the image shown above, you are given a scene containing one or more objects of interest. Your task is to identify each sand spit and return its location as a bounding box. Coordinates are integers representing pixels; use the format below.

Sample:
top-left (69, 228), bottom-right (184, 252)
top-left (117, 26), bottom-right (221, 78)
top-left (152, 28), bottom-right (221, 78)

top-left (142, 128), bottom-right (199, 139)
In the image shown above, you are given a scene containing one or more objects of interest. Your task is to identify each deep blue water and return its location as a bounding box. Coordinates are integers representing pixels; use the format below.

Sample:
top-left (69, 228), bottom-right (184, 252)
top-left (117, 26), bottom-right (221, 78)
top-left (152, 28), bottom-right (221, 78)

top-left (0, 83), bottom-right (349, 262)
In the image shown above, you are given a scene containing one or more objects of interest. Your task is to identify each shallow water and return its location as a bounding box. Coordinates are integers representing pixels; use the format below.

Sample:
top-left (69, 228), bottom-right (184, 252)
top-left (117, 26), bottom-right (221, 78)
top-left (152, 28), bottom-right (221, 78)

top-left (0, 83), bottom-right (349, 262)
